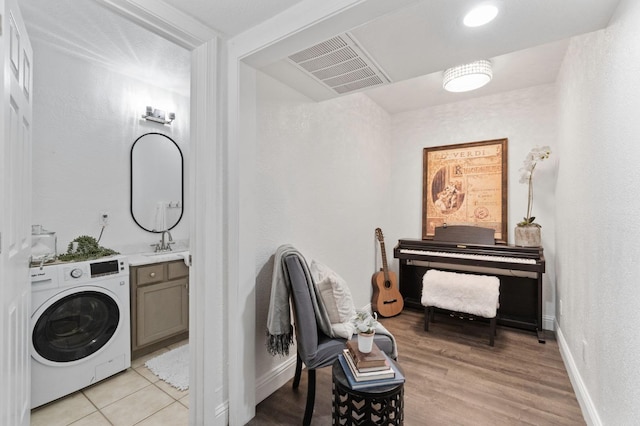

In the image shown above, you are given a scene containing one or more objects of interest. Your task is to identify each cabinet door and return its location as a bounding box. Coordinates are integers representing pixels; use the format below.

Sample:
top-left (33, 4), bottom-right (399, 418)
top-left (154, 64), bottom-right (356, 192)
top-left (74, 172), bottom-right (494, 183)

top-left (137, 278), bottom-right (188, 347)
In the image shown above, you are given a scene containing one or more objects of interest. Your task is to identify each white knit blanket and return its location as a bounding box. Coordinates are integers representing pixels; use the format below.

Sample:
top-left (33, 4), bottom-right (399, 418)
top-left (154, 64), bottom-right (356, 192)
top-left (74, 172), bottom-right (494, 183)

top-left (421, 269), bottom-right (499, 318)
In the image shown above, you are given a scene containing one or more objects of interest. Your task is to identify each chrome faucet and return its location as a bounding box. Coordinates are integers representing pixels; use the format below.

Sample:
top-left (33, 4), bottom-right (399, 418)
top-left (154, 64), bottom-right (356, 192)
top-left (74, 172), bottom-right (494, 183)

top-left (152, 230), bottom-right (174, 252)
top-left (161, 230), bottom-right (173, 251)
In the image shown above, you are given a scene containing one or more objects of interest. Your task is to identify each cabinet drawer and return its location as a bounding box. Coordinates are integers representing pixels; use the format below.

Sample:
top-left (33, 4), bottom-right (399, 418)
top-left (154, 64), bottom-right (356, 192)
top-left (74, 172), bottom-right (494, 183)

top-left (167, 260), bottom-right (189, 280)
top-left (136, 264), bottom-right (165, 285)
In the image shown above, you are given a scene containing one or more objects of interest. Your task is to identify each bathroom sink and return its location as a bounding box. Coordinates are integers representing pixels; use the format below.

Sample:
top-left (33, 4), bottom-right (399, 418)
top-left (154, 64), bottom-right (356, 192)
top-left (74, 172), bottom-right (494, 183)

top-left (143, 250), bottom-right (187, 256)
top-left (143, 250), bottom-right (185, 257)
top-left (126, 250), bottom-right (191, 267)
top-left (141, 250), bottom-right (190, 264)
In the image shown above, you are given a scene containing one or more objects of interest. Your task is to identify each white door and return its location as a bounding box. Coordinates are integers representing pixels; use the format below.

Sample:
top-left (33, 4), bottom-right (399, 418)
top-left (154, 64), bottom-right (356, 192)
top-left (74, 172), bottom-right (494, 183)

top-left (0, 0), bottom-right (33, 424)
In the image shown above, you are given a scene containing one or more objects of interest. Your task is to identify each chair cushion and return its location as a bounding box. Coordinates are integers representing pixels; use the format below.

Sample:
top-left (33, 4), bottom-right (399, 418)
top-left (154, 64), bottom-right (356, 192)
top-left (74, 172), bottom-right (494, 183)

top-left (310, 260), bottom-right (356, 339)
top-left (285, 253), bottom-right (397, 370)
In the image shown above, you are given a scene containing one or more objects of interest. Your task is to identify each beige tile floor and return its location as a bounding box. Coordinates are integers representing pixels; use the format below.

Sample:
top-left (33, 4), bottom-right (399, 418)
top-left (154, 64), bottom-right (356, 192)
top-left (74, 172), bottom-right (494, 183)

top-left (31, 340), bottom-right (189, 426)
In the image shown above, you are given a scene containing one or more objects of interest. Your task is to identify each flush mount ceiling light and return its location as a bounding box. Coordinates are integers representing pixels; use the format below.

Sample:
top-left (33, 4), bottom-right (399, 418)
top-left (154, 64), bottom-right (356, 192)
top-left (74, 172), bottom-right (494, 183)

top-left (463, 4), bottom-right (499, 27)
top-left (443, 60), bottom-right (493, 93)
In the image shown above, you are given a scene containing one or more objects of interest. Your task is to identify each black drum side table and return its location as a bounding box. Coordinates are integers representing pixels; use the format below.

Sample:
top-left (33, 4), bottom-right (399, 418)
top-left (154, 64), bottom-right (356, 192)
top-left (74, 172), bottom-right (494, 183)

top-left (331, 358), bottom-right (404, 425)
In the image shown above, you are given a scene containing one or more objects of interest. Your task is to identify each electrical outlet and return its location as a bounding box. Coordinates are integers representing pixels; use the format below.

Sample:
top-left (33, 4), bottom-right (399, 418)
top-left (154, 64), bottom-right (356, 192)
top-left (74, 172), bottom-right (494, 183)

top-left (100, 212), bottom-right (110, 226)
top-left (582, 339), bottom-right (588, 362)
top-left (559, 299), bottom-right (563, 316)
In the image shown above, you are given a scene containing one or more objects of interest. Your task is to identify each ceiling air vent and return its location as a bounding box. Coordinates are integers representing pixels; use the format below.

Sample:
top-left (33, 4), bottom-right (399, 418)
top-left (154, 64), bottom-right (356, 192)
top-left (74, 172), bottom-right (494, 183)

top-left (287, 33), bottom-right (391, 95)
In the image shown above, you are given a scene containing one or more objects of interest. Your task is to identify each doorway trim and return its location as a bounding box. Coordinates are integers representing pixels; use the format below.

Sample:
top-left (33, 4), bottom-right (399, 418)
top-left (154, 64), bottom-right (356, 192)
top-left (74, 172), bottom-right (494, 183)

top-left (225, 1), bottom-right (417, 423)
top-left (95, 0), bottom-right (416, 424)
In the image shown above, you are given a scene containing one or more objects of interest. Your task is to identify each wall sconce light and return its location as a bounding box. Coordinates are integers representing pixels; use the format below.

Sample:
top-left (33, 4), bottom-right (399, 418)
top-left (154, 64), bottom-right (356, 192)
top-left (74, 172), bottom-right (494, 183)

top-left (142, 106), bottom-right (175, 125)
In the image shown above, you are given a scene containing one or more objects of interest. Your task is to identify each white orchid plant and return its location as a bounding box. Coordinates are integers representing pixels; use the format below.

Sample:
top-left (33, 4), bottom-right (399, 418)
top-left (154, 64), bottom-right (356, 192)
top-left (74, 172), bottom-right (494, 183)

top-left (351, 311), bottom-right (378, 335)
top-left (518, 145), bottom-right (551, 227)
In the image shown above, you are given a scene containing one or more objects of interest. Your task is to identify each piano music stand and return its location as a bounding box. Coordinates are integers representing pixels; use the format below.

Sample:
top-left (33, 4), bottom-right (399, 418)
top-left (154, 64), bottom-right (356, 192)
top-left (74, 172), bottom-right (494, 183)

top-left (433, 225), bottom-right (495, 245)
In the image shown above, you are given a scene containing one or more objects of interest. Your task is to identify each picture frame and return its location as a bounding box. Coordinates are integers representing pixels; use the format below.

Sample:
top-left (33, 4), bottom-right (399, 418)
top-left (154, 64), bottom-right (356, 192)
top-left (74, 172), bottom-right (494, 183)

top-left (422, 138), bottom-right (508, 243)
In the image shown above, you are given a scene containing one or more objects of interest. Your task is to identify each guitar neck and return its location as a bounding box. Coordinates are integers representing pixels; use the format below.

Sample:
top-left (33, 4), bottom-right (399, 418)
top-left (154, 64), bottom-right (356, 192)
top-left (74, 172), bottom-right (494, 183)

top-left (379, 240), bottom-right (390, 282)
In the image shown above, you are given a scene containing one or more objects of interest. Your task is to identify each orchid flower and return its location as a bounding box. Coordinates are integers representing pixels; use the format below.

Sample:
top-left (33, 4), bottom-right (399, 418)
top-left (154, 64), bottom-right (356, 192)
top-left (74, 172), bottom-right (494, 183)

top-left (518, 146), bottom-right (551, 226)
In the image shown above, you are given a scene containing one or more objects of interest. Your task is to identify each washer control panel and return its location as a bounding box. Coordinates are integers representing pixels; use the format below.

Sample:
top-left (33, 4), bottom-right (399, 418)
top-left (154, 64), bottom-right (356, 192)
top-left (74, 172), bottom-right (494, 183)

top-left (61, 256), bottom-right (128, 282)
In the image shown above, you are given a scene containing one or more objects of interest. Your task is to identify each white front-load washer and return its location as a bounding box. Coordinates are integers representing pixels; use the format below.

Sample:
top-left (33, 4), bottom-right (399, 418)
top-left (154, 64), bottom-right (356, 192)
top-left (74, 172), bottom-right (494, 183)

top-left (30, 255), bottom-right (131, 408)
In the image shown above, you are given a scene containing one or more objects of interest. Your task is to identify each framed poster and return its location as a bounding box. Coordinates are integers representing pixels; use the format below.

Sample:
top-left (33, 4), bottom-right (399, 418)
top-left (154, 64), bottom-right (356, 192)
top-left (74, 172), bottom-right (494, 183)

top-left (422, 138), bottom-right (508, 243)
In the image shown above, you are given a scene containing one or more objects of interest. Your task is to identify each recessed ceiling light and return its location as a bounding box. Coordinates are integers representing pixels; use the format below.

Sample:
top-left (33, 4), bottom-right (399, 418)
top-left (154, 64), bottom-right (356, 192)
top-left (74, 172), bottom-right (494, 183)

top-left (463, 4), bottom-right (499, 27)
top-left (443, 60), bottom-right (493, 93)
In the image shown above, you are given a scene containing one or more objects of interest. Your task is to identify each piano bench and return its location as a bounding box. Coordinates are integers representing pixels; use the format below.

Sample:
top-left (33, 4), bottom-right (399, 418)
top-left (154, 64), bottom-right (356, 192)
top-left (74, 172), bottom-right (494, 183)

top-left (421, 269), bottom-right (500, 346)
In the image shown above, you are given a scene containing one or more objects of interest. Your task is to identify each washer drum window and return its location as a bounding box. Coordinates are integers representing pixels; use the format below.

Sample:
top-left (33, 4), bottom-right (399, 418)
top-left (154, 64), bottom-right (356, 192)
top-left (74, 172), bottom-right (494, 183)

top-left (32, 291), bottom-right (120, 362)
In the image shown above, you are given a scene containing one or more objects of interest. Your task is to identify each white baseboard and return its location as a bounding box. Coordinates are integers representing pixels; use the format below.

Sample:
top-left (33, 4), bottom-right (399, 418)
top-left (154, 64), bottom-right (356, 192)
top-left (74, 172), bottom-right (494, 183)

top-left (255, 355), bottom-right (298, 404)
top-left (543, 314), bottom-right (555, 331)
top-left (556, 322), bottom-right (601, 426)
top-left (215, 401), bottom-right (228, 424)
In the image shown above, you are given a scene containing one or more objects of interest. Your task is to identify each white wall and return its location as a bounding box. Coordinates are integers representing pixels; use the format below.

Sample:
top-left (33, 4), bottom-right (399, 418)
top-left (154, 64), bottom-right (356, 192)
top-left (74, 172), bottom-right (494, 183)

top-left (254, 71), bottom-right (392, 400)
top-left (387, 85), bottom-right (558, 329)
top-left (31, 43), bottom-right (190, 256)
top-left (555, 0), bottom-right (640, 423)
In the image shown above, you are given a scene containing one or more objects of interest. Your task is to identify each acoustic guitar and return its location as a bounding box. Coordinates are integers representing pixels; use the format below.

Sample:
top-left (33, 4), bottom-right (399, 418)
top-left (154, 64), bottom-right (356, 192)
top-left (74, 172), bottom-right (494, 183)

top-left (371, 228), bottom-right (404, 317)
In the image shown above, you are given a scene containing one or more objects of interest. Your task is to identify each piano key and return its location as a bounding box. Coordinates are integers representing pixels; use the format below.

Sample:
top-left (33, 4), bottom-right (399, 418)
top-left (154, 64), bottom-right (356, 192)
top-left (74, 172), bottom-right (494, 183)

top-left (399, 248), bottom-right (537, 265)
top-left (406, 259), bottom-right (539, 279)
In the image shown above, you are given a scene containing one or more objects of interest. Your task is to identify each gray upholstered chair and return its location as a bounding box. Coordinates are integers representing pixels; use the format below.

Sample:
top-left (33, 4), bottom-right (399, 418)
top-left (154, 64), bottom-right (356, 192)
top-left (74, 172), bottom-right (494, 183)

top-left (283, 253), bottom-right (395, 425)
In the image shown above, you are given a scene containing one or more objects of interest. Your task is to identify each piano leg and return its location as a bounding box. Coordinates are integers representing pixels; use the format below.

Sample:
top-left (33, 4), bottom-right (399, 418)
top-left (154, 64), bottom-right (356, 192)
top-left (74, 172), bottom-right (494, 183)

top-left (424, 307), bottom-right (429, 331)
top-left (424, 306), bottom-right (435, 331)
top-left (489, 317), bottom-right (496, 347)
top-left (537, 329), bottom-right (546, 344)
top-left (536, 275), bottom-right (545, 343)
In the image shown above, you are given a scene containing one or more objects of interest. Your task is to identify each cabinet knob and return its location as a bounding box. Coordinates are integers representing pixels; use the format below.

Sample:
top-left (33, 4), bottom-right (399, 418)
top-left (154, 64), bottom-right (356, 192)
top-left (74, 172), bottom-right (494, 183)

top-left (149, 272), bottom-right (156, 278)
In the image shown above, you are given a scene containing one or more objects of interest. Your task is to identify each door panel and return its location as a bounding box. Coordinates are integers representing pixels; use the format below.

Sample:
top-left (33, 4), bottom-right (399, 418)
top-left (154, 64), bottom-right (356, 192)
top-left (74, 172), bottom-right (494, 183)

top-left (1, 0), bottom-right (33, 424)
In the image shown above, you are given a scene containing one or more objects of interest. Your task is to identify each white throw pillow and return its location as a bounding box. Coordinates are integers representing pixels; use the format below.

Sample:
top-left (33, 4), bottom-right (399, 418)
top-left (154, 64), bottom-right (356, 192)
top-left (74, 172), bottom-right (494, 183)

top-left (310, 260), bottom-right (356, 339)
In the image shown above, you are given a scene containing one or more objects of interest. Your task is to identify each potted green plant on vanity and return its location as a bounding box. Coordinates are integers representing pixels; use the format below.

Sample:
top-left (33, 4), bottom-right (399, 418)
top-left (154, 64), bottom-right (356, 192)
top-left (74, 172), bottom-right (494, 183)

top-left (351, 311), bottom-right (378, 353)
top-left (515, 146), bottom-right (552, 247)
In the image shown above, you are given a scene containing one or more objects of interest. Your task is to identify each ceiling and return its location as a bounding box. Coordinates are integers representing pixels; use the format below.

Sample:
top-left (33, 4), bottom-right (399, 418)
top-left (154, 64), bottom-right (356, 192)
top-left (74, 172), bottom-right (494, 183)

top-left (20, 0), bottom-right (621, 113)
top-left (160, 0), bottom-right (304, 38)
top-left (259, 0), bottom-right (621, 113)
top-left (20, 0), bottom-right (193, 96)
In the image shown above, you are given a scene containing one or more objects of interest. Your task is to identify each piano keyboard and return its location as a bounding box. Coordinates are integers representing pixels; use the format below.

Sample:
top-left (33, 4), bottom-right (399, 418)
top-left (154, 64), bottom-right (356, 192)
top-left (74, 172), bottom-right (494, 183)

top-left (399, 249), bottom-right (537, 265)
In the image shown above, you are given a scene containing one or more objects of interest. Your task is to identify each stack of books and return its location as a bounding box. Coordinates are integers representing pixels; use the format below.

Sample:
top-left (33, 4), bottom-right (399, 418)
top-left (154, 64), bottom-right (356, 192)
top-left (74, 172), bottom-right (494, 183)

top-left (337, 340), bottom-right (405, 390)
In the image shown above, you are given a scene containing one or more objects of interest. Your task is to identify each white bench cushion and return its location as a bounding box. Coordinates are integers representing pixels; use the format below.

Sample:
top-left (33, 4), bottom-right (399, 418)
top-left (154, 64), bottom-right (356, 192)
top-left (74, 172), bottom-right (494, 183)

top-left (422, 269), bottom-right (499, 318)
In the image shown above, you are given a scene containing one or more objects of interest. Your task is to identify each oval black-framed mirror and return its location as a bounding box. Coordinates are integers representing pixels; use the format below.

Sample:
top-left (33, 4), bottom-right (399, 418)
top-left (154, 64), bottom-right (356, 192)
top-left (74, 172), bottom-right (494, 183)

top-left (130, 132), bottom-right (184, 233)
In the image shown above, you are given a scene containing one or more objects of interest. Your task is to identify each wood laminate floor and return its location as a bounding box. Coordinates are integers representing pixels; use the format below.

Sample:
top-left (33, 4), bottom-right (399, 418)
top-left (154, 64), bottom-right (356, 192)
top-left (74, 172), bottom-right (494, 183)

top-left (249, 308), bottom-right (584, 425)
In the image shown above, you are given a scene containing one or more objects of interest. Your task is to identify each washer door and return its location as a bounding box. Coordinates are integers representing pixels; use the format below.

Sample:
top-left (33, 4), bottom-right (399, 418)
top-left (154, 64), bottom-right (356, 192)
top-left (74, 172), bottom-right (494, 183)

top-left (32, 290), bottom-right (120, 363)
